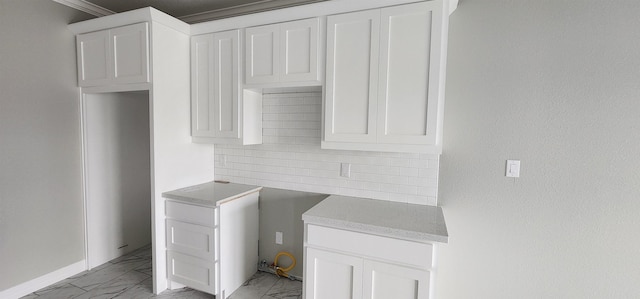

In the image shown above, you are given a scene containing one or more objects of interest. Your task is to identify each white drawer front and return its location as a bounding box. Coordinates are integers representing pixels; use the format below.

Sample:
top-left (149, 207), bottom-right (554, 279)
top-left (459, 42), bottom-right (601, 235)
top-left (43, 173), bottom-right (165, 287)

top-left (166, 219), bottom-right (216, 261)
top-left (166, 200), bottom-right (216, 227)
top-left (306, 224), bottom-right (433, 269)
top-left (167, 250), bottom-right (217, 295)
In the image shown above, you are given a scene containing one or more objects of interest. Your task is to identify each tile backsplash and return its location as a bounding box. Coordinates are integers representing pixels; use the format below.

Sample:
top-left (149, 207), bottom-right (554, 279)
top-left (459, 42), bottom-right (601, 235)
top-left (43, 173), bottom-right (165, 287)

top-left (214, 88), bottom-right (439, 206)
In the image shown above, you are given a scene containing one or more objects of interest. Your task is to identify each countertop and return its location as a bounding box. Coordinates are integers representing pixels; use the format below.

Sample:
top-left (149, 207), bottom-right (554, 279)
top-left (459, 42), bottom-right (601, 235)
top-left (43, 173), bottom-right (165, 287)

top-left (162, 181), bottom-right (262, 207)
top-left (302, 195), bottom-right (448, 243)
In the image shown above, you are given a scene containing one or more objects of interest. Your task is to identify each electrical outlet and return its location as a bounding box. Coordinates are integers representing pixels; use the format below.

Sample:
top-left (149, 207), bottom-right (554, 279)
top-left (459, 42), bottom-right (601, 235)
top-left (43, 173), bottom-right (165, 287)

top-left (275, 232), bottom-right (283, 245)
top-left (340, 163), bottom-right (351, 178)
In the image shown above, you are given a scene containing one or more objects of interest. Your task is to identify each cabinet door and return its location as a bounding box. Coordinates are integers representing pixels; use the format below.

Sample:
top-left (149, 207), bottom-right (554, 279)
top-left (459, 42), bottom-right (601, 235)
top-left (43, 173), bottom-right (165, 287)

top-left (377, 2), bottom-right (443, 145)
top-left (77, 30), bottom-right (110, 87)
top-left (245, 24), bottom-right (279, 84)
top-left (111, 22), bottom-right (150, 84)
top-left (191, 34), bottom-right (215, 137)
top-left (324, 10), bottom-right (380, 143)
top-left (305, 247), bottom-right (363, 299)
top-left (363, 260), bottom-right (430, 299)
top-left (280, 18), bottom-right (319, 82)
top-left (212, 30), bottom-right (241, 139)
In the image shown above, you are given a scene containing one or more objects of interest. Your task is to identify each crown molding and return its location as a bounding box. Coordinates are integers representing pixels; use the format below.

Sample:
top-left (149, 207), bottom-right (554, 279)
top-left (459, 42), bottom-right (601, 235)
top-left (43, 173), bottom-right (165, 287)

top-left (52, 0), bottom-right (115, 17)
top-left (179, 0), bottom-right (325, 24)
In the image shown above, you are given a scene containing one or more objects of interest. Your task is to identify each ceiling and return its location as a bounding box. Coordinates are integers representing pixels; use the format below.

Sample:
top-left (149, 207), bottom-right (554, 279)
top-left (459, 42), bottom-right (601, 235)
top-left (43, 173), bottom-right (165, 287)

top-left (55, 0), bottom-right (327, 23)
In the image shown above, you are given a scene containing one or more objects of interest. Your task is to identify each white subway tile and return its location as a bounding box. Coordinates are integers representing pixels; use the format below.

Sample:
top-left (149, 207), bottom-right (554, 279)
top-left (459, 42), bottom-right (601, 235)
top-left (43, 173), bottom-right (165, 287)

top-left (212, 92), bottom-right (438, 206)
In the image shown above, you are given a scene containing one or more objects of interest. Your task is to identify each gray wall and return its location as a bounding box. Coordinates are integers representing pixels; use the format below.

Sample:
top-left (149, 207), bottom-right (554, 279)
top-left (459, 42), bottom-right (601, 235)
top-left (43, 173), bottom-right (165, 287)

top-left (258, 188), bottom-right (327, 277)
top-left (438, 0), bottom-right (640, 297)
top-left (0, 0), bottom-right (92, 291)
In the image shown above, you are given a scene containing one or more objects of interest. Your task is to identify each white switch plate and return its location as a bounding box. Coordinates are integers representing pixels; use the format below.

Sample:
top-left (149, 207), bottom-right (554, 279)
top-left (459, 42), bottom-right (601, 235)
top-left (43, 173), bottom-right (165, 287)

top-left (275, 232), bottom-right (283, 245)
top-left (340, 163), bottom-right (351, 178)
top-left (506, 160), bottom-right (521, 178)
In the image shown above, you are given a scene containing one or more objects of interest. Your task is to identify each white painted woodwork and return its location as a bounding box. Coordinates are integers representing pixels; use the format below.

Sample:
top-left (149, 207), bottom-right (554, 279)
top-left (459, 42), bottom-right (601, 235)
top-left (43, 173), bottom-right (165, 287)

top-left (304, 223), bottom-right (436, 299)
top-left (72, 10), bottom-right (216, 294)
top-left (219, 191), bottom-right (259, 298)
top-left (305, 247), bottom-right (363, 299)
top-left (77, 22), bottom-right (149, 87)
top-left (377, 2), bottom-right (441, 145)
top-left (166, 219), bottom-right (216, 260)
top-left (280, 18), bottom-right (319, 82)
top-left (191, 30), bottom-right (263, 145)
top-left (191, 30), bottom-right (241, 139)
top-left (363, 260), bottom-right (430, 299)
top-left (111, 23), bottom-right (150, 84)
top-left (306, 225), bottom-right (433, 269)
top-left (322, 1), bottom-right (447, 154)
top-left (190, 0), bottom-right (457, 35)
top-left (83, 92), bottom-right (151, 269)
top-left (244, 18), bottom-right (320, 86)
top-left (165, 200), bottom-right (217, 227)
top-left (77, 30), bottom-right (110, 86)
top-left (165, 191), bottom-right (258, 297)
top-left (167, 251), bottom-right (217, 294)
top-left (324, 10), bottom-right (380, 143)
top-left (245, 24), bottom-right (280, 84)
top-left (212, 30), bottom-right (241, 139)
top-left (191, 34), bottom-right (214, 137)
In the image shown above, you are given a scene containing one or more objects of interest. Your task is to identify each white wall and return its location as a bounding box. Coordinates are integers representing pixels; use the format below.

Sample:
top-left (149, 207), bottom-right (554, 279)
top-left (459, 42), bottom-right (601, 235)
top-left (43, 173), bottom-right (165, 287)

top-left (215, 89), bottom-right (440, 206)
top-left (437, 0), bottom-right (640, 297)
top-left (0, 0), bottom-right (92, 291)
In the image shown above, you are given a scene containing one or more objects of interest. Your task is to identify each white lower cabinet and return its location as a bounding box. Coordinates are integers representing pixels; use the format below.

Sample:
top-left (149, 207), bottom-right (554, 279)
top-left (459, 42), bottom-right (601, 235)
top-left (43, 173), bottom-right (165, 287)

top-left (165, 192), bottom-right (259, 298)
top-left (363, 260), bottom-right (430, 299)
top-left (304, 224), bottom-right (434, 299)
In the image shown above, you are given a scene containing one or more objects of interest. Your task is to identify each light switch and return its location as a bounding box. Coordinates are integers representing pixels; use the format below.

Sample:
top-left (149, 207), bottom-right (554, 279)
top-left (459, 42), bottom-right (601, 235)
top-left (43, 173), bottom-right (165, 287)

top-left (275, 232), bottom-right (283, 245)
top-left (506, 160), bottom-right (520, 178)
top-left (340, 163), bottom-right (351, 178)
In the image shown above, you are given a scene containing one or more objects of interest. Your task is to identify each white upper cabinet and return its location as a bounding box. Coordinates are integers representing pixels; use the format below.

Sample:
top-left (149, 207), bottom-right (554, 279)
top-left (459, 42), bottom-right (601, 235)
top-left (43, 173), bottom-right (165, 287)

top-left (324, 10), bottom-right (380, 144)
top-left (245, 24), bottom-right (280, 85)
top-left (191, 30), bottom-right (262, 145)
top-left (245, 18), bottom-right (321, 86)
top-left (323, 1), bottom-right (446, 154)
top-left (77, 22), bottom-right (149, 87)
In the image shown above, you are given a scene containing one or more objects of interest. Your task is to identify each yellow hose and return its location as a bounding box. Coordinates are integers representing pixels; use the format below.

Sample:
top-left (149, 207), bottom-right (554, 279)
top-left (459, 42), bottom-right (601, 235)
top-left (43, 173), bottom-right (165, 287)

top-left (273, 251), bottom-right (296, 278)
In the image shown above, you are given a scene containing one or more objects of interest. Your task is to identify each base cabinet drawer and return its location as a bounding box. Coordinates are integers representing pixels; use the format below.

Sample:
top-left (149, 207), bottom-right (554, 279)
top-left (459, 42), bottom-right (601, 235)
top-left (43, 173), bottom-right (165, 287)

top-left (166, 219), bottom-right (217, 260)
top-left (165, 200), bottom-right (216, 227)
top-left (167, 251), bottom-right (217, 294)
top-left (307, 224), bottom-right (433, 269)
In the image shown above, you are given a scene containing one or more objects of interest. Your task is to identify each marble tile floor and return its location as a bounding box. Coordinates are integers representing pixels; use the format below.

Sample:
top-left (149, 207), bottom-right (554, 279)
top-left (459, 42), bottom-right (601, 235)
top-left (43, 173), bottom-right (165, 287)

top-left (20, 244), bottom-right (302, 299)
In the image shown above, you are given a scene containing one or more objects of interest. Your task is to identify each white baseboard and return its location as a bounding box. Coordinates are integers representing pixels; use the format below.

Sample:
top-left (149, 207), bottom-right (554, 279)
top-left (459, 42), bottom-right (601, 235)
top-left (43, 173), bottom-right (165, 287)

top-left (0, 260), bottom-right (86, 299)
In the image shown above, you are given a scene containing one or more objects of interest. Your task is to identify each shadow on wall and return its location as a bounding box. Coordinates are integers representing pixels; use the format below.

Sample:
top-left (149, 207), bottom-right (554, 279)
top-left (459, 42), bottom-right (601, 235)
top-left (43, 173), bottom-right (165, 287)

top-left (258, 188), bottom-right (328, 278)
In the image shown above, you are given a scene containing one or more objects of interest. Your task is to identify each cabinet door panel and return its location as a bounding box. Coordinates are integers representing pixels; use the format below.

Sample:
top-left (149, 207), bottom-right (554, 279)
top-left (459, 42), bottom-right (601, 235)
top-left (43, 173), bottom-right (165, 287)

top-left (191, 34), bottom-right (215, 137)
top-left (377, 2), bottom-right (443, 145)
top-left (280, 18), bottom-right (319, 82)
top-left (245, 24), bottom-right (279, 84)
top-left (77, 30), bottom-right (110, 87)
top-left (212, 30), bottom-right (240, 138)
top-left (325, 10), bottom-right (380, 143)
top-left (363, 260), bottom-right (430, 299)
top-left (111, 23), bottom-right (149, 84)
top-left (167, 251), bottom-right (216, 294)
top-left (166, 219), bottom-right (216, 261)
top-left (305, 248), bottom-right (363, 299)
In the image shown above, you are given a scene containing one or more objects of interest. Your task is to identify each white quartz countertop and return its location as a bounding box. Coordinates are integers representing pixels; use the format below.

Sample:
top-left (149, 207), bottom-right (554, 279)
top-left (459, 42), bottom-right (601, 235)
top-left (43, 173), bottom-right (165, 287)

top-left (302, 195), bottom-right (448, 243)
top-left (162, 181), bottom-right (262, 207)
